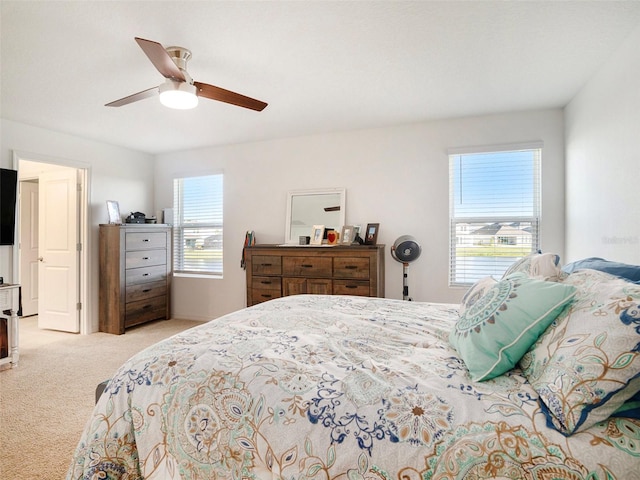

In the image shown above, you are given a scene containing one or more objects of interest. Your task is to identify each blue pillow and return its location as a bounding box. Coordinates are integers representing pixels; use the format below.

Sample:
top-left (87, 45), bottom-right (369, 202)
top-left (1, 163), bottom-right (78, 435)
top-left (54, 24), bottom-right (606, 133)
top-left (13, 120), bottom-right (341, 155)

top-left (562, 257), bottom-right (640, 284)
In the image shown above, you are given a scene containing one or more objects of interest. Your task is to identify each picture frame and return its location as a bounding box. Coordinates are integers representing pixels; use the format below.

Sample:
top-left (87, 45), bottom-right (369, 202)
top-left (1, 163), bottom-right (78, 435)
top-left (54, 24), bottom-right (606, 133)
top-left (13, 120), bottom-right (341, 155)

top-left (353, 225), bottom-right (363, 244)
top-left (340, 225), bottom-right (355, 245)
top-left (364, 223), bottom-right (379, 245)
top-left (106, 200), bottom-right (122, 224)
top-left (326, 229), bottom-right (340, 245)
top-left (310, 225), bottom-right (325, 245)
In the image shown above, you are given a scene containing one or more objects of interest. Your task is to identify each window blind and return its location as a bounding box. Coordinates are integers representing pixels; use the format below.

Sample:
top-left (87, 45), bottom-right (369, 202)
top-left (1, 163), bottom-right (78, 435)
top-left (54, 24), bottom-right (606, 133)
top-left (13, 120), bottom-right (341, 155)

top-left (173, 174), bottom-right (223, 275)
top-left (449, 147), bottom-right (541, 285)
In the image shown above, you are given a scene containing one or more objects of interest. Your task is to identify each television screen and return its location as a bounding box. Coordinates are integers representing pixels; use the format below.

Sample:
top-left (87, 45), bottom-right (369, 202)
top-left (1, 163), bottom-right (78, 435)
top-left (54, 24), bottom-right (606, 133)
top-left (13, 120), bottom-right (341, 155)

top-left (0, 168), bottom-right (18, 246)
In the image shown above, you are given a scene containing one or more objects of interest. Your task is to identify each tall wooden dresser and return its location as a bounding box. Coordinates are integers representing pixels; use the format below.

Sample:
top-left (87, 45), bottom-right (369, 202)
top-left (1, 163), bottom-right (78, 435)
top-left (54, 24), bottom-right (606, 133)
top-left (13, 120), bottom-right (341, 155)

top-left (99, 224), bottom-right (172, 334)
top-left (244, 244), bottom-right (385, 306)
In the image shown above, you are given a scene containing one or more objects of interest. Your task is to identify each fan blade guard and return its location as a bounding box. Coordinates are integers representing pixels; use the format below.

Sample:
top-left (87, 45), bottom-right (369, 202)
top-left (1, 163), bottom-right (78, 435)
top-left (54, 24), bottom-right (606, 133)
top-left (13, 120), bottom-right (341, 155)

top-left (391, 235), bottom-right (422, 263)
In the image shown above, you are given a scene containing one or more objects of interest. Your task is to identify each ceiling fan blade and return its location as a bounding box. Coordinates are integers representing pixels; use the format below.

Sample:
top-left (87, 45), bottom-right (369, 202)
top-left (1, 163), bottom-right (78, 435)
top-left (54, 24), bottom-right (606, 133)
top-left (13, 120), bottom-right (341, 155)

top-left (194, 81), bottom-right (268, 111)
top-left (105, 86), bottom-right (158, 107)
top-left (135, 37), bottom-right (185, 82)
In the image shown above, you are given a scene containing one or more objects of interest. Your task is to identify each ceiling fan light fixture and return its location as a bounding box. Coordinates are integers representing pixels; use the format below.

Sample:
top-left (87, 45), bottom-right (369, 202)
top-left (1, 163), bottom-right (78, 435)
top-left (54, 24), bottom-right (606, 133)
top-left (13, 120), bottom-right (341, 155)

top-left (159, 81), bottom-right (198, 109)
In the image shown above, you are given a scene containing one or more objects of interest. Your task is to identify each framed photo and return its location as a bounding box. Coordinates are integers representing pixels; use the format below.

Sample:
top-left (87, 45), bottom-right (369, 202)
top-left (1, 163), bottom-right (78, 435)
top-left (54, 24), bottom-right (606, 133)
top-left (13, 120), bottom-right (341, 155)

top-left (364, 223), bottom-right (379, 245)
top-left (326, 229), bottom-right (339, 245)
top-left (310, 225), bottom-right (325, 245)
top-left (340, 225), bottom-right (355, 245)
top-left (106, 200), bottom-right (121, 224)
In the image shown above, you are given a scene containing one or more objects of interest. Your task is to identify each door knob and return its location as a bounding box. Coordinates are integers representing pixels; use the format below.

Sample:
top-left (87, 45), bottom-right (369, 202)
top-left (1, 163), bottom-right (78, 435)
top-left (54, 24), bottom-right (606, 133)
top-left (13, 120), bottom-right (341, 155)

top-left (38, 257), bottom-right (44, 262)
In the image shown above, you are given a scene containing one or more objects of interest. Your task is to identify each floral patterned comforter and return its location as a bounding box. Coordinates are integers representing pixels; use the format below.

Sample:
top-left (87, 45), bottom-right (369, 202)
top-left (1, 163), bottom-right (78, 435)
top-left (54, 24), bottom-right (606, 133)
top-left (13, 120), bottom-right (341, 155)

top-left (67, 295), bottom-right (640, 479)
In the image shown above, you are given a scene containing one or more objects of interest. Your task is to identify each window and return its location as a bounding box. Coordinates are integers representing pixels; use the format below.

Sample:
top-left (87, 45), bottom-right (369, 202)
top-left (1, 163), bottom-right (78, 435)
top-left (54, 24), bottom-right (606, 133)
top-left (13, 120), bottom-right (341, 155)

top-left (449, 144), bottom-right (541, 286)
top-left (173, 174), bottom-right (223, 276)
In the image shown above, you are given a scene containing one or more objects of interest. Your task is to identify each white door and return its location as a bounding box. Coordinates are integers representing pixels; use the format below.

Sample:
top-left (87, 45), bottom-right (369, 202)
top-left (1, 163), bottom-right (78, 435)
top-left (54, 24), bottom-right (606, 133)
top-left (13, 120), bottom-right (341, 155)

top-left (38, 169), bottom-right (79, 332)
top-left (19, 180), bottom-right (39, 316)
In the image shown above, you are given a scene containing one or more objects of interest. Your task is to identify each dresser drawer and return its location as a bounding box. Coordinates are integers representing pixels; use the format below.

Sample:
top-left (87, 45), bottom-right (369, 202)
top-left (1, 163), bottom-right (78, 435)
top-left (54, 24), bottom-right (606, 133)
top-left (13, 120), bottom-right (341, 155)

top-left (126, 265), bottom-right (167, 286)
top-left (334, 257), bottom-right (370, 279)
top-left (125, 231), bottom-right (167, 250)
top-left (283, 257), bottom-right (332, 277)
top-left (125, 249), bottom-right (167, 269)
top-left (125, 280), bottom-right (167, 303)
top-left (252, 256), bottom-right (282, 275)
top-left (125, 295), bottom-right (167, 328)
top-left (333, 280), bottom-right (370, 296)
top-left (253, 276), bottom-right (281, 291)
top-left (251, 288), bottom-right (282, 304)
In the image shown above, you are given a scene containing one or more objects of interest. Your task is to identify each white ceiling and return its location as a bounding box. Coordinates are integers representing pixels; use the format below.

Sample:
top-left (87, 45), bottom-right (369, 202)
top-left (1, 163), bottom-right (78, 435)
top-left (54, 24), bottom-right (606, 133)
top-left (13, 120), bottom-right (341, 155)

top-left (2, 1), bottom-right (640, 155)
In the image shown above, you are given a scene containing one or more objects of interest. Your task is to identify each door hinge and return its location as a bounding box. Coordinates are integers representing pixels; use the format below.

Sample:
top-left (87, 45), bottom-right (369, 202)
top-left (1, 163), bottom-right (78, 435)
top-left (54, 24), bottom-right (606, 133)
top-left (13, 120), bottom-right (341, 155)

top-left (77, 243), bottom-right (82, 251)
top-left (76, 302), bottom-right (82, 310)
top-left (77, 183), bottom-right (82, 192)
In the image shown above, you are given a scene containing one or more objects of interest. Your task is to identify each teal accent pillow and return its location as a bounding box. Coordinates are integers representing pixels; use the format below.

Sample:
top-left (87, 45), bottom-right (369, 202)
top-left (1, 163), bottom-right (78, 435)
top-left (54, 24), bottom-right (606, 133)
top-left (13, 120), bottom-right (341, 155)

top-left (459, 276), bottom-right (497, 317)
top-left (450, 273), bottom-right (577, 382)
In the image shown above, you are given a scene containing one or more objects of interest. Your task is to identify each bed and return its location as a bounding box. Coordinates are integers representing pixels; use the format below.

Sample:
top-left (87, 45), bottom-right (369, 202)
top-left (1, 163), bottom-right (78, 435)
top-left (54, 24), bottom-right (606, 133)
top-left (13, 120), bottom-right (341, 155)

top-left (67, 255), bottom-right (640, 479)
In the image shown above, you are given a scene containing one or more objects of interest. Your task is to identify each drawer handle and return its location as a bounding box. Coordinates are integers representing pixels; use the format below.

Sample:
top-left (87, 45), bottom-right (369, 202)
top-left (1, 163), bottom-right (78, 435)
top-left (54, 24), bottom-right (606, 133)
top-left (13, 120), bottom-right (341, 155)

top-left (260, 281), bottom-right (273, 285)
top-left (260, 263), bottom-right (273, 267)
top-left (142, 289), bottom-right (151, 293)
top-left (345, 285), bottom-right (358, 289)
top-left (142, 239), bottom-right (150, 242)
top-left (261, 294), bottom-right (273, 298)
top-left (142, 256), bottom-right (150, 260)
top-left (345, 265), bottom-right (358, 269)
top-left (143, 304), bottom-right (152, 309)
top-left (301, 264), bottom-right (313, 268)
top-left (142, 273), bottom-right (150, 277)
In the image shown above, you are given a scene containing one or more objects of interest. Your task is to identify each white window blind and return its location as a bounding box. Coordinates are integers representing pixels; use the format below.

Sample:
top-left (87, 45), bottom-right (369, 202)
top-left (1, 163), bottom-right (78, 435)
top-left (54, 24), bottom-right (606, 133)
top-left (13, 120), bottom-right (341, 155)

top-left (449, 146), bottom-right (541, 286)
top-left (173, 174), bottom-right (223, 276)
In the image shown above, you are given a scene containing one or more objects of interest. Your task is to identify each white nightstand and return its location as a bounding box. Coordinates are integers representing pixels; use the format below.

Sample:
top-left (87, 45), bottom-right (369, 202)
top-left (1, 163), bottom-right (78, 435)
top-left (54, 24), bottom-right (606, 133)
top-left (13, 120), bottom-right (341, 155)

top-left (0, 284), bottom-right (21, 370)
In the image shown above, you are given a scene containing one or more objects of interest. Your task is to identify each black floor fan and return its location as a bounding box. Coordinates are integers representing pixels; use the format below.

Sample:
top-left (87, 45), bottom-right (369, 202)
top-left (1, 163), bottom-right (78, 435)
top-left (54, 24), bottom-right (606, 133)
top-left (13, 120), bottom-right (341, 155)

top-left (390, 235), bottom-right (422, 301)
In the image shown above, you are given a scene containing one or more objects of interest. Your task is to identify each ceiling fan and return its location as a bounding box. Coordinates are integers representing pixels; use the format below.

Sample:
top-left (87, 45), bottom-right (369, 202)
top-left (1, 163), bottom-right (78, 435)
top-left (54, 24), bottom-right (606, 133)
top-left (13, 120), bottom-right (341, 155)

top-left (105, 37), bottom-right (268, 111)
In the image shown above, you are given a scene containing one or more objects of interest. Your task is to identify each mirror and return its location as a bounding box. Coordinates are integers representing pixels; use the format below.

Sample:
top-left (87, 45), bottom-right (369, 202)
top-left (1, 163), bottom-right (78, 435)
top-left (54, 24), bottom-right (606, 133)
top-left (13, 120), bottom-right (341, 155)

top-left (285, 188), bottom-right (346, 244)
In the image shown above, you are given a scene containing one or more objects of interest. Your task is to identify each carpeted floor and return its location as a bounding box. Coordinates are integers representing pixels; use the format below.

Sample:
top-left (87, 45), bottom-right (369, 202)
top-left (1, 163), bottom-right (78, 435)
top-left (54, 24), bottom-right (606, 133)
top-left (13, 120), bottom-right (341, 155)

top-left (0, 315), bottom-right (203, 479)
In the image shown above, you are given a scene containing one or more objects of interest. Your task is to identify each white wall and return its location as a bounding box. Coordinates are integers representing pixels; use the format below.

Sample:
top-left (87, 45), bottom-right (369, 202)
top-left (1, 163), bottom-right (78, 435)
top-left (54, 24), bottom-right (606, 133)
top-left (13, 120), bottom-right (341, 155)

top-left (0, 119), bottom-right (155, 332)
top-left (565, 24), bottom-right (640, 265)
top-left (156, 108), bottom-right (566, 321)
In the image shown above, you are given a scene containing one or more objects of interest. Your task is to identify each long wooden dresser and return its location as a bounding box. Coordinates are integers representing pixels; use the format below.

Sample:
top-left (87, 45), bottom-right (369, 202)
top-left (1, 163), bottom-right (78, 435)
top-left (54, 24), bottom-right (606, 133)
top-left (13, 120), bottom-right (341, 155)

top-left (244, 244), bottom-right (385, 306)
top-left (99, 224), bottom-right (172, 334)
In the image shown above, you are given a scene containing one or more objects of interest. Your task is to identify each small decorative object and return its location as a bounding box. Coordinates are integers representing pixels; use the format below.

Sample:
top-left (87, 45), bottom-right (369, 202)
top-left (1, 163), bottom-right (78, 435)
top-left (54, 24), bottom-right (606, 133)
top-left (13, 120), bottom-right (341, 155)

top-left (310, 225), bottom-right (325, 245)
top-left (341, 225), bottom-right (355, 245)
top-left (241, 230), bottom-right (256, 270)
top-left (326, 230), bottom-right (340, 245)
top-left (162, 208), bottom-right (173, 225)
top-left (299, 236), bottom-right (310, 245)
top-left (353, 225), bottom-right (364, 244)
top-left (125, 211), bottom-right (146, 224)
top-left (364, 223), bottom-right (379, 245)
top-left (106, 200), bottom-right (121, 224)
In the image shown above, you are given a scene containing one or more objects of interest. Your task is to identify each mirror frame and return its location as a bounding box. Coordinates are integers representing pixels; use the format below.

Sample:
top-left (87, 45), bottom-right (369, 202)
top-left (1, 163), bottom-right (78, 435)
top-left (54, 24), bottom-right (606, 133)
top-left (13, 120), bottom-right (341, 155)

top-left (284, 188), bottom-right (346, 244)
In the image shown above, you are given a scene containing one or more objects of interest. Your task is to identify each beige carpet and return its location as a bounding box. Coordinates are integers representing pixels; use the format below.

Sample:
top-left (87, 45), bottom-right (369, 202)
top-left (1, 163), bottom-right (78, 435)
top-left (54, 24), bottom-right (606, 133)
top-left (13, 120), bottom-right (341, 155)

top-left (0, 316), bottom-right (203, 479)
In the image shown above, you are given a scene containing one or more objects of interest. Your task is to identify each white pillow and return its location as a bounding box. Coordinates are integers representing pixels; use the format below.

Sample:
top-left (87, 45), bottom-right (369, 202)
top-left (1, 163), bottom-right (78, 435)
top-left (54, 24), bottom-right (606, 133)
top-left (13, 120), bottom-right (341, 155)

top-left (502, 252), bottom-right (561, 281)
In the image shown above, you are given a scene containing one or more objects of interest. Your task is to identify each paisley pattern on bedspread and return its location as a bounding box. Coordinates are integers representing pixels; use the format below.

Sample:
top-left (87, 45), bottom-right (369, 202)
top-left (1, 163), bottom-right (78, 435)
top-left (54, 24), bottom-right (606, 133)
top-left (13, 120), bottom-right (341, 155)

top-left (66, 295), bottom-right (640, 480)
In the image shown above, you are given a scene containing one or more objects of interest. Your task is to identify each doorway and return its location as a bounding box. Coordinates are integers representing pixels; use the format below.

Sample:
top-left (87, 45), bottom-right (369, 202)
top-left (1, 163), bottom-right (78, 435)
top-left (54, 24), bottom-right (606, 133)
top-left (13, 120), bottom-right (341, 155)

top-left (14, 153), bottom-right (89, 334)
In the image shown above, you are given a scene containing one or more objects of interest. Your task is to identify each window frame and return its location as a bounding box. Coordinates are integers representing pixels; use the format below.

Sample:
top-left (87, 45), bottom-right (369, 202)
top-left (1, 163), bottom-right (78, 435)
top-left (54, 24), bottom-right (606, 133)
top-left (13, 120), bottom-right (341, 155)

top-left (448, 143), bottom-right (542, 287)
top-left (172, 172), bottom-right (224, 278)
